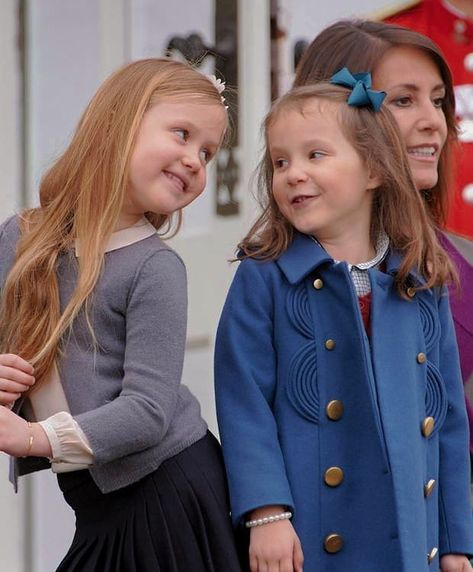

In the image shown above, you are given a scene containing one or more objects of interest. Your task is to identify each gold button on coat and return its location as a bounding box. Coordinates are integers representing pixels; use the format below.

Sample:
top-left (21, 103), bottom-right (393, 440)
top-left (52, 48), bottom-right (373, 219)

top-left (427, 547), bottom-right (438, 563)
top-left (422, 416), bottom-right (435, 438)
top-left (324, 467), bottom-right (344, 487)
top-left (324, 534), bottom-right (343, 553)
top-left (325, 339), bottom-right (336, 350)
top-left (326, 400), bottom-right (344, 421)
top-left (313, 278), bottom-right (324, 290)
top-left (424, 479), bottom-right (436, 498)
top-left (417, 352), bottom-right (426, 364)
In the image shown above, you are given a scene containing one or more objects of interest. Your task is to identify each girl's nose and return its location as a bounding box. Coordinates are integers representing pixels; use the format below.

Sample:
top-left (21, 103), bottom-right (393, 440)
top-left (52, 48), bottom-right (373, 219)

top-left (182, 150), bottom-right (200, 172)
top-left (287, 164), bottom-right (309, 185)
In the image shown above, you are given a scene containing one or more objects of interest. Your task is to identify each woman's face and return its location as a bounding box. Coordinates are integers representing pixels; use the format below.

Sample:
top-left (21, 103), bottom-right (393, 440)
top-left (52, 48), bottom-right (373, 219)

top-left (372, 45), bottom-right (448, 191)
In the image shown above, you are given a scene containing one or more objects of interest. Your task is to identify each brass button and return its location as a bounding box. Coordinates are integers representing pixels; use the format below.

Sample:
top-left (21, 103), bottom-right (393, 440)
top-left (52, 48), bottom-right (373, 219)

top-left (424, 479), bottom-right (436, 498)
top-left (313, 278), bottom-right (324, 290)
top-left (427, 547), bottom-right (438, 564)
top-left (326, 400), bottom-right (344, 421)
top-left (324, 466), bottom-right (344, 487)
top-left (325, 339), bottom-right (336, 351)
top-left (417, 352), bottom-right (426, 364)
top-left (422, 416), bottom-right (435, 438)
top-left (324, 533), bottom-right (343, 554)
top-left (407, 286), bottom-right (416, 298)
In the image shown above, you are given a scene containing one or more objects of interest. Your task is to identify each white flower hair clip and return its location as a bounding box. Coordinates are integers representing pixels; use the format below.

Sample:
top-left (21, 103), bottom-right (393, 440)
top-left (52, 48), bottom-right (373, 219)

top-left (207, 74), bottom-right (228, 109)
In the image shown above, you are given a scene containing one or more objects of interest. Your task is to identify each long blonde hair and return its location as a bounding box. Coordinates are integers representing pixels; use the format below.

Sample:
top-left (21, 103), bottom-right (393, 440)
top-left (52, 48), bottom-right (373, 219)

top-left (0, 58), bottom-right (226, 384)
top-left (239, 84), bottom-right (456, 295)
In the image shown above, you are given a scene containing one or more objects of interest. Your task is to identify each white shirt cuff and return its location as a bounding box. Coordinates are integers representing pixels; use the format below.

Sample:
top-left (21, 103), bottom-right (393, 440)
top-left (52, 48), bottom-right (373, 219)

top-left (38, 411), bottom-right (93, 472)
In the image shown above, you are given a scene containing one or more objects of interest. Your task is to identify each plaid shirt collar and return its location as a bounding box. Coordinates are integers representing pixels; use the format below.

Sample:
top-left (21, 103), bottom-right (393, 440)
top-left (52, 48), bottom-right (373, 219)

top-left (311, 231), bottom-right (390, 269)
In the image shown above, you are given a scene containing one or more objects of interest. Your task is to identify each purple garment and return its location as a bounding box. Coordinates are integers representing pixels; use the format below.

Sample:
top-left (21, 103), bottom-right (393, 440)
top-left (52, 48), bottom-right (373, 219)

top-left (439, 232), bottom-right (473, 454)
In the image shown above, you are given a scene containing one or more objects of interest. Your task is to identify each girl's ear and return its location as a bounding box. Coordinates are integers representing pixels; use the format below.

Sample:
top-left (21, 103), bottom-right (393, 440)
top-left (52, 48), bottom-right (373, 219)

top-left (367, 166), bottom-right (382, 190)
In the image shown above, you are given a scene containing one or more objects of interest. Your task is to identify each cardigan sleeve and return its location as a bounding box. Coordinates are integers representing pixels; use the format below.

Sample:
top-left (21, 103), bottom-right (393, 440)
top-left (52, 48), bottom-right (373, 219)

top-left (436, 290), bottom-right (473, 557)
top-left (214, 259), bottom-right (294, 526)
top-left (73, 249), bottom-right (187, 464)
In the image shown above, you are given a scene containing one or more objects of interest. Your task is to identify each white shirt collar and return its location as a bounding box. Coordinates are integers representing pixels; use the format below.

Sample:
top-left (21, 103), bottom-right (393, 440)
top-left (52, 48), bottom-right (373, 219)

top-left (75, 218), bottom-right (157, 257)
top-left (350, 232), bottom-right (389, 271)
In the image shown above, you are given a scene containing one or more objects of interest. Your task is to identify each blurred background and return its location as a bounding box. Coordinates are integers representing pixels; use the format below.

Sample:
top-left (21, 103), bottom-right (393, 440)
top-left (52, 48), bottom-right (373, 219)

top-left (0, 1), bottom-right (470, 570)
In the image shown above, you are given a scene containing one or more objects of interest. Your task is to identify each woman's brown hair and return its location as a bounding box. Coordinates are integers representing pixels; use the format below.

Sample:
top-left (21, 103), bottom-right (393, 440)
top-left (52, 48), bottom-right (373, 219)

top-left (239, 83), bottom-right (456, 295)
top-left (0, 58), bottom-right (226, 385)
top-left (293, 19), bottom-right (457, 229)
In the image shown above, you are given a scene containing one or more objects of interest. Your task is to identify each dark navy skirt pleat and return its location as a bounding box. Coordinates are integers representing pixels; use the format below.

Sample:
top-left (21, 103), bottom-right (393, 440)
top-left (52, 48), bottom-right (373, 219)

top-left (56, 432), bottom-right (241, 572)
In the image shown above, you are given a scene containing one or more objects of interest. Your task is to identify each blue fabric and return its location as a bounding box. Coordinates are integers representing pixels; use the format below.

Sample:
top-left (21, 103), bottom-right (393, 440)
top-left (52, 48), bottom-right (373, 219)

top-left (215, 232), bottom-right (473, 571)
top-left (330, 67), bottom-right (386, 111)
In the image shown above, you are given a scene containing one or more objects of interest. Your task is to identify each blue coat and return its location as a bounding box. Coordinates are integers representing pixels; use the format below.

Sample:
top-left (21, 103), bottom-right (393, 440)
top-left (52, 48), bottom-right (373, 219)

top-left (215, 233), bottom-right (473, 571)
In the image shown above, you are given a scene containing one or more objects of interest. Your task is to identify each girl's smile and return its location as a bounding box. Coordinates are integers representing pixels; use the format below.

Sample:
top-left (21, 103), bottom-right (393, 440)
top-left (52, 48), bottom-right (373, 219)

top-left (291, 193), bottom-right (320, 206)
top-left (162, 169), bottom-right (190, 192)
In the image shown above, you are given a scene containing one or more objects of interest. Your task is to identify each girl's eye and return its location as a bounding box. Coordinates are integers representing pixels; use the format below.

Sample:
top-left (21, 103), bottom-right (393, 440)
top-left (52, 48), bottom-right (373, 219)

top-left (310, 151), bottom-right (324, 159)
top-left (433, 96), bottom-right (445, 108)
top-left (274, 158), bottom-right (287, 169)
top-left (200, 149), bottom-right (211, 163)
top-left (174, 128), bottom-right (189, 141)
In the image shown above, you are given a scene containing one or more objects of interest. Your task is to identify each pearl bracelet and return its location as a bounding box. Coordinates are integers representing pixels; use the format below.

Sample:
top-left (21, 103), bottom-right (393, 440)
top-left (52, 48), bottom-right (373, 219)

top-left (245, 511), bottom-right (293, 528)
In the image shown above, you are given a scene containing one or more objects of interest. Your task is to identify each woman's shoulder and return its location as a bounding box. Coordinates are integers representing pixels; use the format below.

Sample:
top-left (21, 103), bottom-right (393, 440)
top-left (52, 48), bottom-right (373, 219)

top-left (440, 231), bottom-right (473, 267)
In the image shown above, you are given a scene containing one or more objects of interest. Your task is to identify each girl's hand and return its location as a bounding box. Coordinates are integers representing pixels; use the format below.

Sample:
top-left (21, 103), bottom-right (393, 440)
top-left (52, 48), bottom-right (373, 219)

top-left (0, 406), bottom-right (51, 458)
top-left (0, 353), bottom-right (35, 406)
top-left (248, 506), bottom-right (303, 572)
top-left (440, 554), bottom-right (473, 572)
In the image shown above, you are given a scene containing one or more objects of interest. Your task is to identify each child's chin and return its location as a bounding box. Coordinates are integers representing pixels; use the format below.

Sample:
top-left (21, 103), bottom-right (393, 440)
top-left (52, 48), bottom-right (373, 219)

top-left (294, 223), bottom-right (318, 236)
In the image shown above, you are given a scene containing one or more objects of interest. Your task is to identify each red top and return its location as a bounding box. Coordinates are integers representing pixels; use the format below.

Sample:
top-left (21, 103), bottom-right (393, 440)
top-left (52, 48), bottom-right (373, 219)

top-left (358, 292), bottom-right (372, 336)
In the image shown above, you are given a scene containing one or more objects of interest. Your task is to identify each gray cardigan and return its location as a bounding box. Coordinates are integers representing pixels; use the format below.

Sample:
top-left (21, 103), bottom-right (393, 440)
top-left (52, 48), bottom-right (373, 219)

top-left (1, 216), bottom-right (207, 493)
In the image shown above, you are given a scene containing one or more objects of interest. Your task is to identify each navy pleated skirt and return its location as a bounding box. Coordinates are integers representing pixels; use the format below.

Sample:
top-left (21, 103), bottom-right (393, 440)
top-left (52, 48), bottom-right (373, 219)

top-left (55, 432), bottom-right (242, 571)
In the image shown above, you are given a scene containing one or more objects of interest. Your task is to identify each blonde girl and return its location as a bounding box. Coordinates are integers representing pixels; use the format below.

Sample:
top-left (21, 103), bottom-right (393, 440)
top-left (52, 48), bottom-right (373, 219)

top-left (0, 58), bottom-right (241, 571)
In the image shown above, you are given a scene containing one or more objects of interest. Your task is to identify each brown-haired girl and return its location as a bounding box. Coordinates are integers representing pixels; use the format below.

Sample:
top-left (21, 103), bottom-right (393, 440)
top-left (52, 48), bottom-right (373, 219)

top-left (215, 77), bottom-right (473, 571)
top-left (294, 20), bottom-right (473, 483)
top-left (0, 58), bottom-right (241, 571)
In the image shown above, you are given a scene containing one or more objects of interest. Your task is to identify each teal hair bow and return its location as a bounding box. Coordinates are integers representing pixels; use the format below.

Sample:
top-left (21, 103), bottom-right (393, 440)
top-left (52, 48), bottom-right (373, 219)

top-left (330, 67), bottom-right (386, 112)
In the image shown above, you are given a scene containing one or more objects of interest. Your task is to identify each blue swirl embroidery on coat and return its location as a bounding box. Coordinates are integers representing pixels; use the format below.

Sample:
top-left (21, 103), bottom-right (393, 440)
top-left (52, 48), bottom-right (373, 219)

top-left (418, 296), bottom-right (441, 353)
top-left (286, 283), bottom-right (313, 338)
top-left (286, 342), bottom-right (319, 423)
top-left (425, 361), bottom-right (448, 437)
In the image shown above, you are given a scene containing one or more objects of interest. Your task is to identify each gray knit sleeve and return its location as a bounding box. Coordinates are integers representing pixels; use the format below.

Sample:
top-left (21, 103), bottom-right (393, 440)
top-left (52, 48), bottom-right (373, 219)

top-left (0, 215), bottom-right (21, 289)
top-left (74, 248), bottom-right (188, 464)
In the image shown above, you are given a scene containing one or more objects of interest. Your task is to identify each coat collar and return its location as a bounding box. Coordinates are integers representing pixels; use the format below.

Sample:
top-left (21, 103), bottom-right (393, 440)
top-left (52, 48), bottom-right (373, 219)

top-left (276, 233), bottom-right (334, 285)
top-left (384, 249), bottom-right (427, 287)
top-left (276, 232), bottom-right (427, 287)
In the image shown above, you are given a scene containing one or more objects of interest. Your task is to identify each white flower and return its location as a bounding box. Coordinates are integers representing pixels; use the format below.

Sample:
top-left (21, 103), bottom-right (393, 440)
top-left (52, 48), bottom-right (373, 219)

top-left (207, 74), bottom-right (226, 94)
